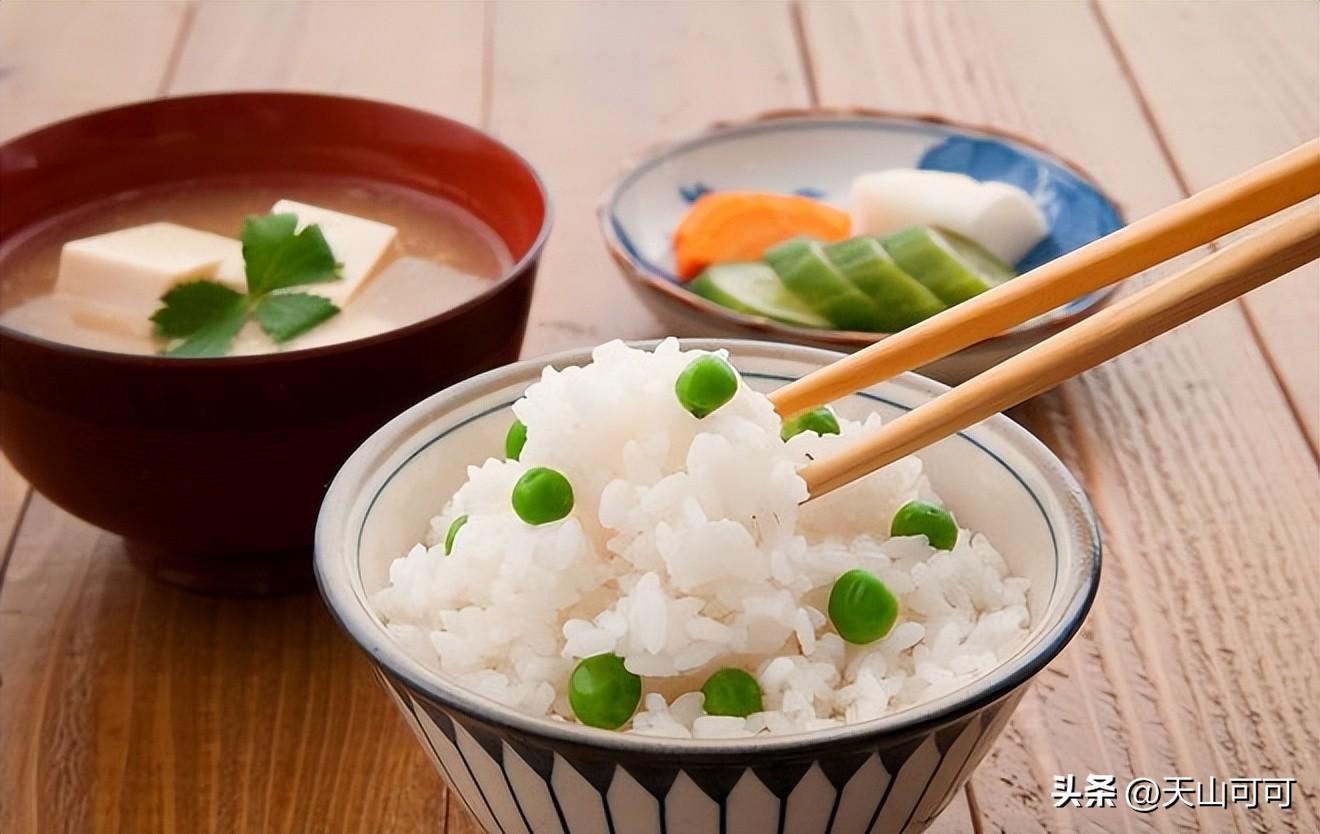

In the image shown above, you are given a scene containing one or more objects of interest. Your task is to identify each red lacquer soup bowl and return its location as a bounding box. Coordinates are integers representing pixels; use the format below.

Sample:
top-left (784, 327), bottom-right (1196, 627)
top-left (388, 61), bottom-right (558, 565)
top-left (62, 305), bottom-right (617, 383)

top-left (0, 93), bottom-right (551, 594)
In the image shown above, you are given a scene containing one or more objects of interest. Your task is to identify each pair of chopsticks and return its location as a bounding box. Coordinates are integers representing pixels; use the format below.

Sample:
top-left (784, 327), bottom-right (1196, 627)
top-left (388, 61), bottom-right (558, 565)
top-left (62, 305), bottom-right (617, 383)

top-left (779, 138), bottom-right (1320, 499)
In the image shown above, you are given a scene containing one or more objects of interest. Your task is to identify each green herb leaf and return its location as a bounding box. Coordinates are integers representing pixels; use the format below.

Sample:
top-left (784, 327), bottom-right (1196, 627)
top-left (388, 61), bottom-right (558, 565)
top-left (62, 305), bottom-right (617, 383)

top-left (254, 292), bottom-right (340, 342)
top-left (148, 212), bottom-right (346, 358)
top-left (150, 280), bottom-right (246, 339)
top-left (242, 213), bottom-right (341, 295)
top-left (164, 302), bottom-right (250, 357)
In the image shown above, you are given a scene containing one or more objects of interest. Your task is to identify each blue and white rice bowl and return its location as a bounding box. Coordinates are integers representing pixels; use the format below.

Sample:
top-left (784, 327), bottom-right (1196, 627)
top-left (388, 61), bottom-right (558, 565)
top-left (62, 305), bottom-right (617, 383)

top-left (316, 339), bottom-right (1100, 834)
top-left (600, 110), bottom-right (1125, 383)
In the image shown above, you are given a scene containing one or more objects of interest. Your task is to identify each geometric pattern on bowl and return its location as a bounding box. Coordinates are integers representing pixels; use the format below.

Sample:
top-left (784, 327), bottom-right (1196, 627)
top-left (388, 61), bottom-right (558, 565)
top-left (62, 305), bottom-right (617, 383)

top-left (376, 665), bottom-right (1025, 834)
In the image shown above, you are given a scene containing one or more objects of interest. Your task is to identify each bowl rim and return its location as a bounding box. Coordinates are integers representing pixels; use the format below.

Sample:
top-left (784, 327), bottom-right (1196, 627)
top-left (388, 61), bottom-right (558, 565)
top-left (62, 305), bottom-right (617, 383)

top-left (597, 106), bottom-right (1126, 349)
top-left (315, 338), bottom-right (1102, 759)
top-left (0, 90), bottom-right (554, 366)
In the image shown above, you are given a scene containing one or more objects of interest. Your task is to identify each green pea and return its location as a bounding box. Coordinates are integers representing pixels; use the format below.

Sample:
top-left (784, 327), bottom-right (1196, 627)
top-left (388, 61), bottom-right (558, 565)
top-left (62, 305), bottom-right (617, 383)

top-left (701, 668), bottom-right (763, 717)
top-left (569, 653), bottom-right (642, 729)
top-left (511, 466), bottom-right (574, 525)
top-left (828, 568), bottom-right (899, 644)
top-left (674, 355), bottom-right (738, 418)
top-left (443, 514), bottom-right (468, 555)
top-left (505, 419), bottom-right (528, 460)
top-left (781, 406), bottom-right (841, 440)
top-left (890, 500), bottom-right (958, 550)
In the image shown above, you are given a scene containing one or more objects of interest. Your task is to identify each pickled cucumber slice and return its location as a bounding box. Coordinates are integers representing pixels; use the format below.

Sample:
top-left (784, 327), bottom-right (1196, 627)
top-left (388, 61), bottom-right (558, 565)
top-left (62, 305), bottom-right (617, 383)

top-left (823, 237), bottom-right (946, 331)
top-left (689, 262), bottom-right (830, 328)
top-left (881, 226), bottom-right (1015, 306)
top-left (943, 228), bottom-right (1017, 286)
top-left (764, 238), bottom-right (889, 331)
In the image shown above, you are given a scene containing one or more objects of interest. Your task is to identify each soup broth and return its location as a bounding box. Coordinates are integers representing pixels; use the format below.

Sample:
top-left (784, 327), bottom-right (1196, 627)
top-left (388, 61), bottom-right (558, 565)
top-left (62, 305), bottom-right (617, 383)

top-left (0, 178), bottom-right (512, 355)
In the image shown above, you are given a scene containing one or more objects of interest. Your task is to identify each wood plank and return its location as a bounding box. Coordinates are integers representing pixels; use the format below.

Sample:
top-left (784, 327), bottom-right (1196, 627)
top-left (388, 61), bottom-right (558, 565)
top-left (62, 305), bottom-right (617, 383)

top-left (1098, 0), bottom-right (1320, 450)
top-left (801, 2), bottom-right (1320, 833)
top-left (487, 0), bottom-right (811, 356)
top-left (926, 786), bottom-right (979, 834)
top-left (168, 0), bottom-right (484, 118)
top-left (0, 0), bottom-right (192, 142)
top-left (0, 497), bottom-right (447, 834)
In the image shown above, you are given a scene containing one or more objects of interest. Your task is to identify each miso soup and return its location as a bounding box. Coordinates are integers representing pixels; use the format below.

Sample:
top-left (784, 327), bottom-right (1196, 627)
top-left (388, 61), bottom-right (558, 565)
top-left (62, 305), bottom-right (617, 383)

top-left (0, 178), bottom-right (512, 356)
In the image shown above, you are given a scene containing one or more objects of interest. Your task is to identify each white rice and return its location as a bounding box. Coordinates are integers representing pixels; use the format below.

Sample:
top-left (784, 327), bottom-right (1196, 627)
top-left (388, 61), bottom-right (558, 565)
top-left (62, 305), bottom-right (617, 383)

top-left (373, 339), bottom-right (1030, 738)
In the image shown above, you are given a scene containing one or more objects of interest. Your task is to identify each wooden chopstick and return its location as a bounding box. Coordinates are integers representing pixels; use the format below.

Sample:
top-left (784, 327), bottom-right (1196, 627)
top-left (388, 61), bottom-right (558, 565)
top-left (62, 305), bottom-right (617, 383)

top-left (770, 138), bottom-right (1320, 418)
top-left (800, 207), bottom-right (1320, 499)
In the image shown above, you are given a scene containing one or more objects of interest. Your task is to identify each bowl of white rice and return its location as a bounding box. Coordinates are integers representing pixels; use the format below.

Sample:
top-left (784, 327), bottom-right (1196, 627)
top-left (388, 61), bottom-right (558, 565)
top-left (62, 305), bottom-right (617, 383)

top-left (316, 338), bottom-right (1099, 834)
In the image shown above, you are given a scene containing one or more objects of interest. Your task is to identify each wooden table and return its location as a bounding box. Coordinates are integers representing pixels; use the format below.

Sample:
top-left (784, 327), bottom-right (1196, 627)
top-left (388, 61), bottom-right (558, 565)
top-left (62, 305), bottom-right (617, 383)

top-left (2, 2), bottom-right (1316, 832)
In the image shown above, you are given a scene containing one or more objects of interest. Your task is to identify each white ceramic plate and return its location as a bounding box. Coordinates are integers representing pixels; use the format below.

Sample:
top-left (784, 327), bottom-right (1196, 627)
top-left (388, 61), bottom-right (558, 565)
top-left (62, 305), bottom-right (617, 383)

top-left (600, 109), bottom-right (1126, 383)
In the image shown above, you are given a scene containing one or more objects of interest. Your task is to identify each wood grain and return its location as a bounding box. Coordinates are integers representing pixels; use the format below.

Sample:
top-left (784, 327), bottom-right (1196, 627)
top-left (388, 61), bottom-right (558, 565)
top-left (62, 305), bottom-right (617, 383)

top-left (801, 2), bottom-right (1320, 833)
top-left (0, 496), bottom-right (446, 834)
top-left (487, 0), bottom-right (811, 356)
top-left (168, 0), bottom-right (485, 119)
top-left (0, 0), bottom-right (192, 142)
top-left (1098, 0), bottom-right (1320, 451)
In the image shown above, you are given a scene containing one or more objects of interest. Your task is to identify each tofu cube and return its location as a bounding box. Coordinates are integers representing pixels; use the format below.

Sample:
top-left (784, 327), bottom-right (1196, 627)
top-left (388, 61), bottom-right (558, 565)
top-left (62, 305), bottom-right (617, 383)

top-left (271, 200), bottom-right (398, 305)
top-left (0, 294), bottom-right (153, 353)
top-left (56, 217), bottom-right (248, 328)
top-left (351, 256), bottom-right (487, 321)
top-left (214, 248), bottom-right (248, 288)
top-left (65, 294), bottom-right (155, 341)
top-left (56, 223), bottom-right (246, 319)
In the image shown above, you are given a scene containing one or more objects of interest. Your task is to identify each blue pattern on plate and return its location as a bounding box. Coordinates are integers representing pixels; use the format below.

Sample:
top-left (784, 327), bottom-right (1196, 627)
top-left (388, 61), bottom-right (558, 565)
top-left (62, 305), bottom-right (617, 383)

top-left (679, 183), bottom-right (712, 204)
top-left (680, 183), bottom-right (826, 203)
top-left (917, 137), bottom-right (1123, 272)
